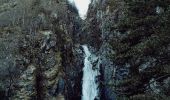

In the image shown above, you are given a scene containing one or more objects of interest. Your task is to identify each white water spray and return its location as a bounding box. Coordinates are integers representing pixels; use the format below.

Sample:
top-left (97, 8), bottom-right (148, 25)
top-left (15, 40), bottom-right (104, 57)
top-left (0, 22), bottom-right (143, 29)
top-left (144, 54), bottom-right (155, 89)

top-left (82, 45), bottom-right (100, 100)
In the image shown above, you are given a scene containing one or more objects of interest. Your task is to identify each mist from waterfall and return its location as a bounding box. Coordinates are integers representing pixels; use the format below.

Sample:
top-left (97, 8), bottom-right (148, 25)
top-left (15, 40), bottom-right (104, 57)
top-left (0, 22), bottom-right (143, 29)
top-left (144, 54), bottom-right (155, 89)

top-left (82, 45), bottom-right (100, 100)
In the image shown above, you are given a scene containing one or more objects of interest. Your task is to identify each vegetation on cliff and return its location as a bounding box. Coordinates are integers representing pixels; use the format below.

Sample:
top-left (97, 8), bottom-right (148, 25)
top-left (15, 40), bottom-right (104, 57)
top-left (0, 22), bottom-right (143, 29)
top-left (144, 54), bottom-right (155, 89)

top-left (0, 0), bottom-right (82, 99)
top-left (1, 0), bottom-right (170, 100)
top-left (109, 0), bottom-right (170, 99)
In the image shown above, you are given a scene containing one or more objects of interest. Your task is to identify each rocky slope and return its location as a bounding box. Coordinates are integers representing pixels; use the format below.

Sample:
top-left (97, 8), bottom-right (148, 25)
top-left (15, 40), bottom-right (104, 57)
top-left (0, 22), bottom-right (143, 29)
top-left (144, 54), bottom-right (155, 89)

top-left (0, 0), bottom-right (83, 99)
top-left (84, 0), bottom-right (170, 100)
top-left (0, 0), bottom-right (170, 100)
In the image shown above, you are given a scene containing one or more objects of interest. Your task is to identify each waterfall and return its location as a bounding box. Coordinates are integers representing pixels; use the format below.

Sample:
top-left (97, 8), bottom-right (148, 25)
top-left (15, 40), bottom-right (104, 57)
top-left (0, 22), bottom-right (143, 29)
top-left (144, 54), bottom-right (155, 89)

top-left (82, 45), bottom-right (100, 100)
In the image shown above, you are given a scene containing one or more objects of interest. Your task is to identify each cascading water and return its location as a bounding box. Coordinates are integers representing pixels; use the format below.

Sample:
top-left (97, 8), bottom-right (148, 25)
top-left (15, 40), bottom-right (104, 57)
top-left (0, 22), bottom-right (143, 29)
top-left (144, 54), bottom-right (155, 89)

top-left (82, 45), bottom-right (100, 100)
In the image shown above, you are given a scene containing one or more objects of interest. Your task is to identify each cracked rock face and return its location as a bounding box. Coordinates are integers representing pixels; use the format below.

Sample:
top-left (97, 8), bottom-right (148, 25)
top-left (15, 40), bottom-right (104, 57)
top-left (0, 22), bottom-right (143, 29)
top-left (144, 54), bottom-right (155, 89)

top-left (0, 0), bottom-right (83, 100)
top-left (2, 0), bottom-right (169, 100)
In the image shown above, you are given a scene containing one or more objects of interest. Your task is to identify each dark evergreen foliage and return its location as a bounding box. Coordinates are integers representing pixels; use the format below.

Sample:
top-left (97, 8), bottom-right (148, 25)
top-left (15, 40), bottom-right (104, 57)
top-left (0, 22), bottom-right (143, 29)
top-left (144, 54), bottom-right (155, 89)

top-left (110, 0), bottom-right (170, 99)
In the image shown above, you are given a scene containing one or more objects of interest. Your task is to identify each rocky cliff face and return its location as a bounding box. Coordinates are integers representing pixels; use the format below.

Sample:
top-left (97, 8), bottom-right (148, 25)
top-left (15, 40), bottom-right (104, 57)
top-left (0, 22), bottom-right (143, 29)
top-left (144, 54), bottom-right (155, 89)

top-left (82, 0), bottom-right (125, 99)
top-left (1, 0), bottom-right (170, 100)
top-left (84, 0), bottom-right (170, 100)
top-left (0, 0), bottom-right (83, 99)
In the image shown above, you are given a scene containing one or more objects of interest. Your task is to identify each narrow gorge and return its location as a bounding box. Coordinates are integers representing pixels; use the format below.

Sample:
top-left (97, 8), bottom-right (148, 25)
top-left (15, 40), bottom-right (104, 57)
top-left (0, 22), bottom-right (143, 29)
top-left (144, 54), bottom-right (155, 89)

top-left (0, 0), bottom-right (170, 100)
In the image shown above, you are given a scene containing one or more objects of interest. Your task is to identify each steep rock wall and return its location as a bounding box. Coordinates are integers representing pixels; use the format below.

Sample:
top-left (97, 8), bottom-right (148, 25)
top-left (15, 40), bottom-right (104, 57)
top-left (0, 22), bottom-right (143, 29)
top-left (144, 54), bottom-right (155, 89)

top-left (0, 0), bottom-right (83, 99)
top-left (84, 0), bottom-right (170, 99)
